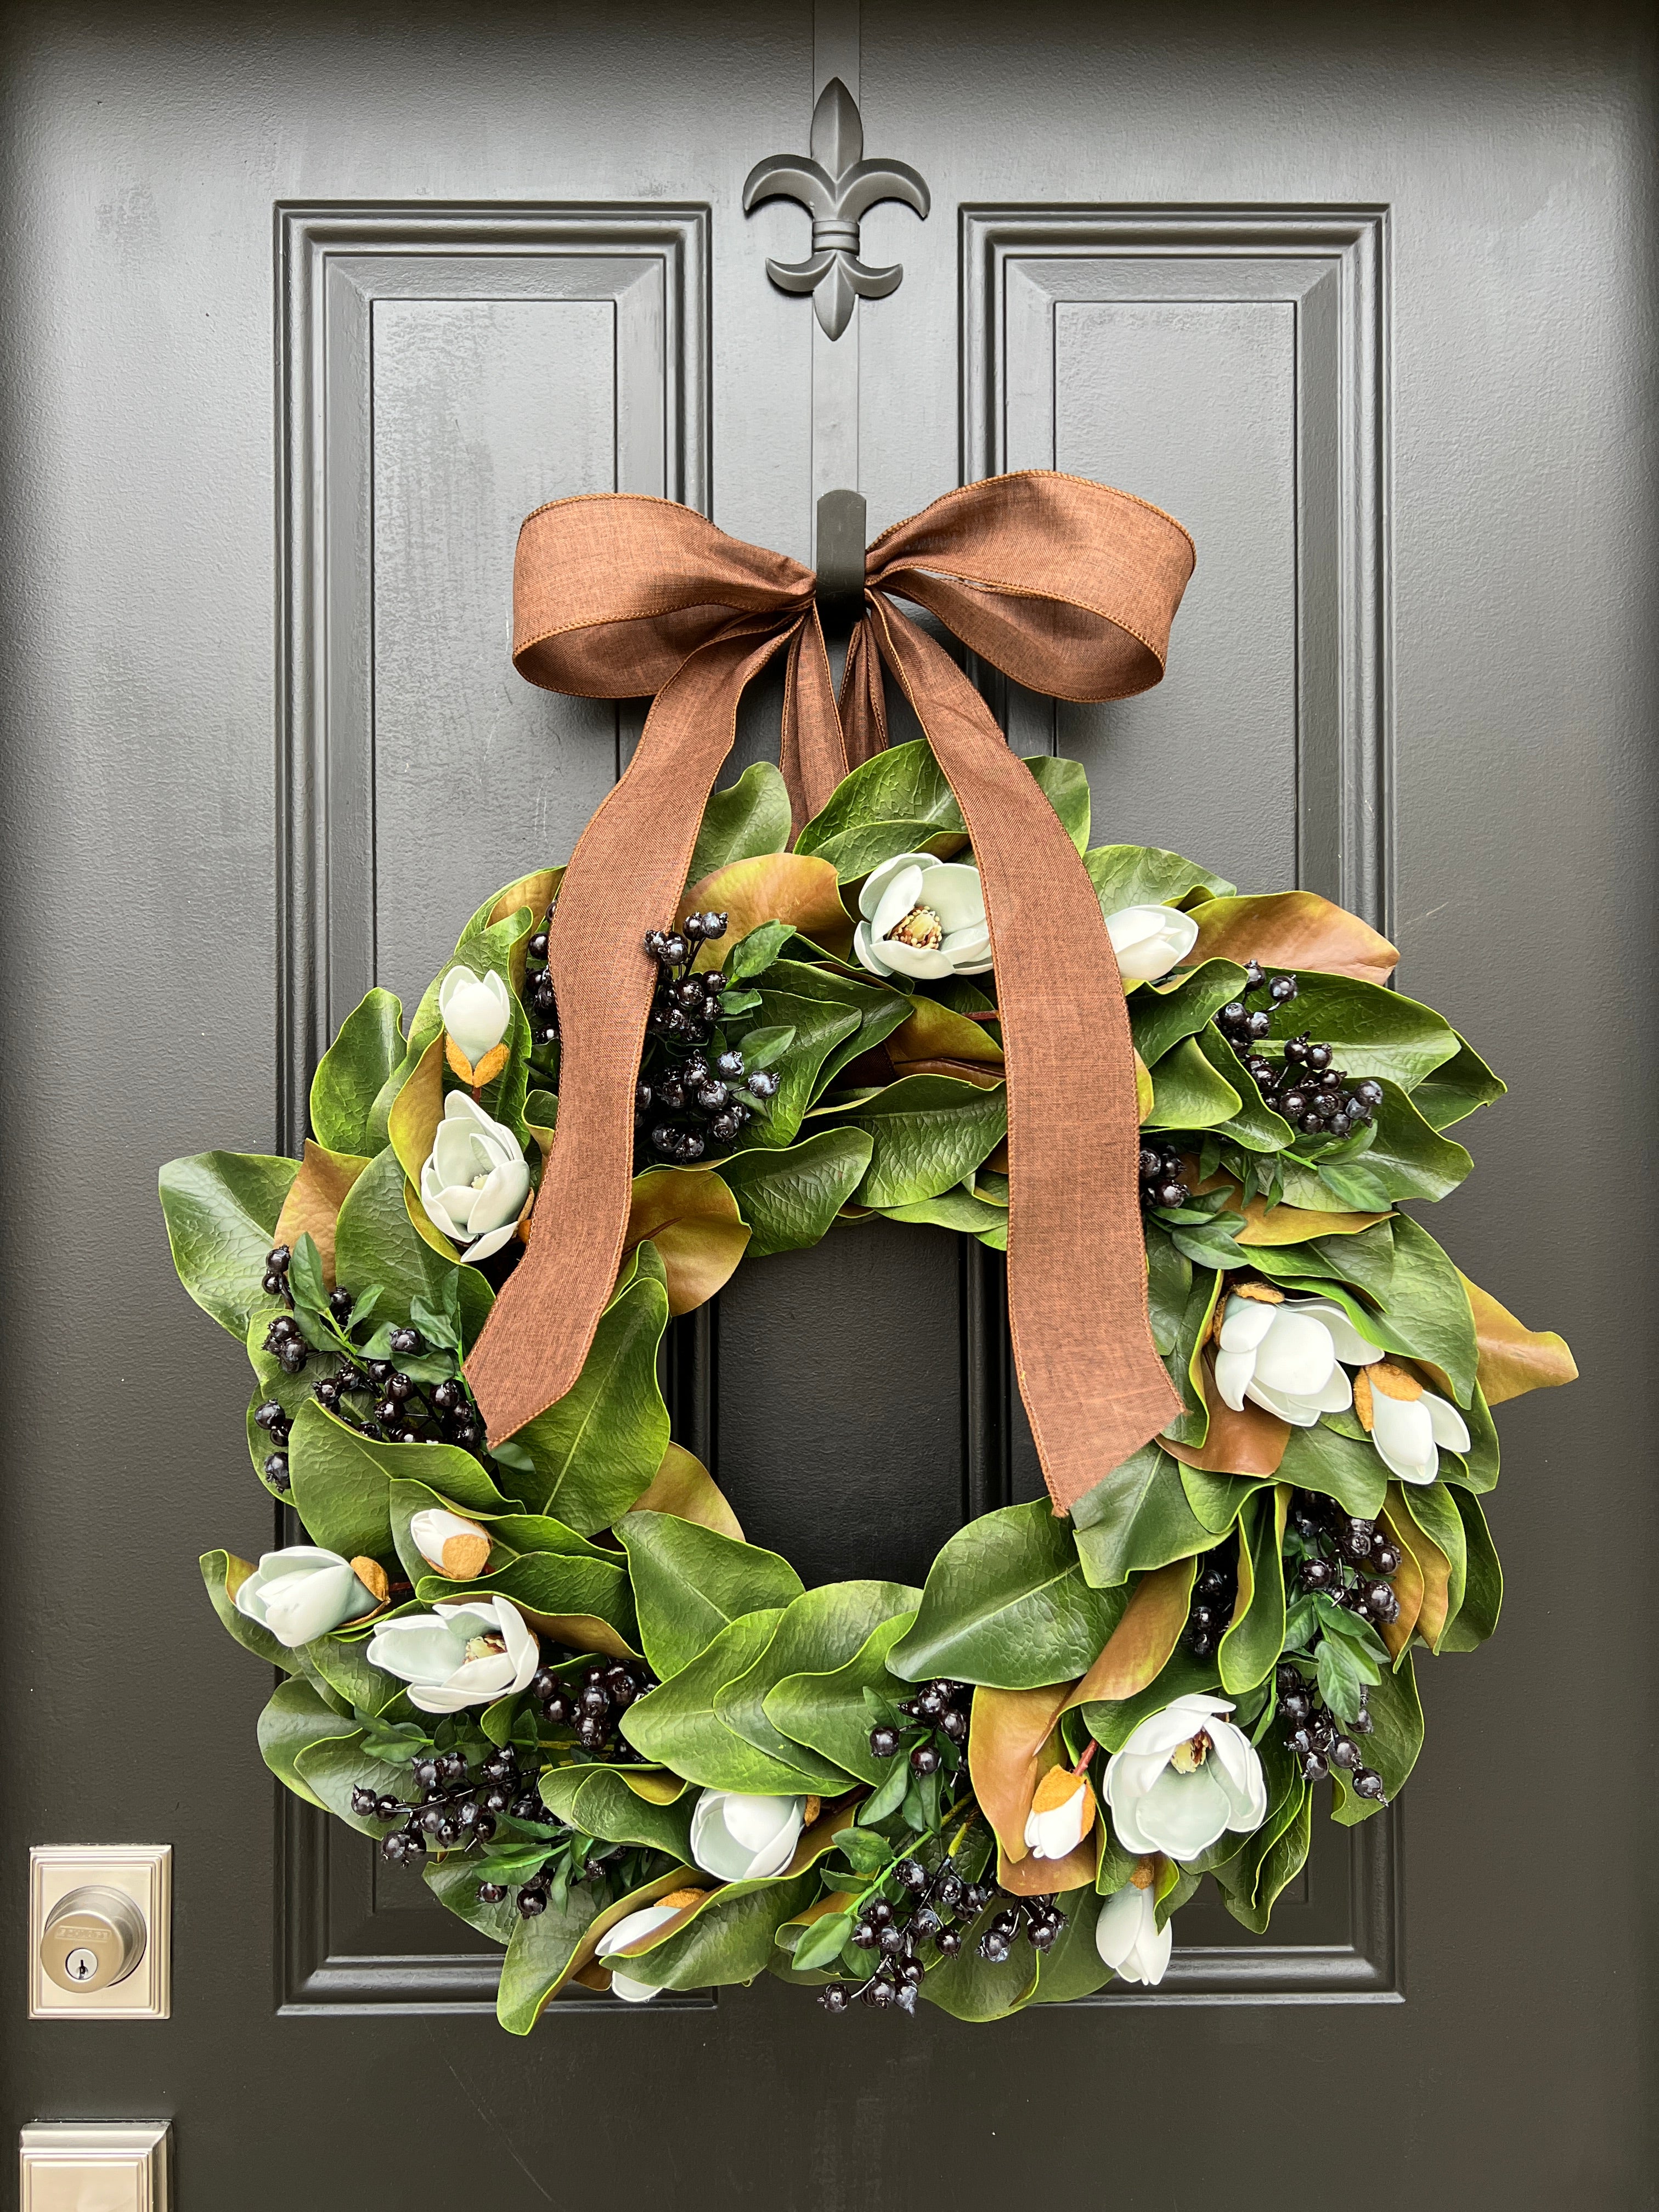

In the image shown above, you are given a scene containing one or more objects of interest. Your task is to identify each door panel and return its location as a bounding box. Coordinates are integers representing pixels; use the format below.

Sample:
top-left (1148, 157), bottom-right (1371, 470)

top-left (3, 3), bottom-right (1652, 2205)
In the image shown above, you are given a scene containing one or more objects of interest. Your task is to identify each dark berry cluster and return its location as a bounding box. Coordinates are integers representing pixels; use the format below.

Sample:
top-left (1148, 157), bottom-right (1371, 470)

top-left (356, 1743), bottom-right (532, 1868)
top-left (1273, 1659), bottom-right (1385, 1799)
top-left (868, 1677), bottom-right (970, 1777)
top-left (1217, 962), bottom-right (1384, 1142)
top-left (635, 915), bottom-right (780, 1165)
top-left (976, 1891), bottom-right (1065, 1965)
top-left (1290, 1490), bottom-right (1402, 1624)
top-left (820, 1859), bottom-right (1031, 2016)
top-left (1139, 1142), bottom-right (1190, 1214)
top-left (531, 1658), bottom-right (656, 1754)
top-left (1182, 1547), bottom-right (1239, 1660)
top-left (523, 902), bottom-right (559, 1049)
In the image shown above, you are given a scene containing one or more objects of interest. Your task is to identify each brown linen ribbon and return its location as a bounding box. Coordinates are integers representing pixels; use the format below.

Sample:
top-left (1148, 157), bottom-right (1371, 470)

top-left (464, 472), bottom-right (1195, 1515)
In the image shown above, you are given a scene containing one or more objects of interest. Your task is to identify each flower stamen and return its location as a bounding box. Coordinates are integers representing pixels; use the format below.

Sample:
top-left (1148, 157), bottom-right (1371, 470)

top-left (886, 903), bottom-right (944, 950)
top-left (1169, 1729), bottom-right (1213, 1775)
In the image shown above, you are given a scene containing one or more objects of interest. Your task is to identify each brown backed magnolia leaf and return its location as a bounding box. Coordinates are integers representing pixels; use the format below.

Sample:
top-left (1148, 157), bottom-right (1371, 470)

top-left (1161, 1353), bottom-right (1290, 1475)
top-left (1378, 1514), bottom-right (1425, 1658)
top-left (968, 1684), bottom-right (1070, 1865)
top-left (1458, 1271), bottom-right (1577, 1405)
top-left (524, 1611), bottom-right (639, 1662)
top-left (1385, 1487), bottom-right (1452, 1650)
top-left (997, 1825), bottom-right (1101, 1897)
top-left (1135, 1051), bottom-right (1154, 1120)
top-left (388, 1034), bottom-right (446, 1189)
top-left (623, 1167), bottom-right (752, 1316)
top-left (627, 1442), bottom-right (745, 1541)
top-left (488, 866), bottom-right (565, 988)
top-left (1237, 1193), bottom-right (1392, 1246)
top-left (680, 852), bottom-right (852, 962)
top-left (888, 997), bottom-right (1005, 1077)
top-left (1187, 891), bottom-right (1399, 985)
top-left (1066, 1559), bottom-right (1197, 1705)
top-left (272, 1139), bottom-right (370, 1290)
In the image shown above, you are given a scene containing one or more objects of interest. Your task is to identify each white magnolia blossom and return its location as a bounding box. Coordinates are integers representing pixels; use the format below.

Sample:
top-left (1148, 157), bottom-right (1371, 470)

top-left (1214, 1291), bottom-right (1383, 1427)
top-left (1104, 902), bottom-right (1199, 983)
top-left (419, 1092), bottom-right (530, 1262)
top-left (234, 1547), bottom-right (381, 1649)
top-left (437, 963), bottom-right (512, 1067)
top-left (366, 1595), bottom-right (538, 1714)
top-left (597, 1903), bottom-right (685, 2004)
top-left (1096, 1870), bottom-right (1173, 1987)
top-left (1023, 1767), bottom-right (1096, 1860)
top-left (408, 1506), bottom-right (491, 1579)
top-left (689, 1790), bottom-right (805, 1881)
top-left (1104, 1694), bottom-right (1268, 1861)
top-left (1358, 1362), bottom-right (1471, 1486)
top-left (853, 853), bottom-right (994, 980)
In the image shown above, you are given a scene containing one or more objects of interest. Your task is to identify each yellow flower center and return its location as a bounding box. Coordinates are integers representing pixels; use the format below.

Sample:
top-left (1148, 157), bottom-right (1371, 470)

top-left (463, 1632), bottom-right (507, 1663)
top-left (1169, 1729), bottom-right (1213, 1775)
top-left (886, 903), bottom-right (944, 950)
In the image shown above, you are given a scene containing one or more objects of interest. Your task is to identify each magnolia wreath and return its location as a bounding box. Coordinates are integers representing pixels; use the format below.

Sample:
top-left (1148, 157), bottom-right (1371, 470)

top-left (162, 475), bottom-right (1574, 2028)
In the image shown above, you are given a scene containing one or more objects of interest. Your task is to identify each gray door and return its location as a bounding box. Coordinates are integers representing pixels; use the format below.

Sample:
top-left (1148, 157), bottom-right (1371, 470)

top-left (3, 2), bottom-right (1649, 2203)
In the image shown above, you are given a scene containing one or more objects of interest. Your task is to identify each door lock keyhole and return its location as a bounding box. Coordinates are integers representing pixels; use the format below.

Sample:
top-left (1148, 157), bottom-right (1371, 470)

top-left (39, 1885), bottom-right (148, 1994)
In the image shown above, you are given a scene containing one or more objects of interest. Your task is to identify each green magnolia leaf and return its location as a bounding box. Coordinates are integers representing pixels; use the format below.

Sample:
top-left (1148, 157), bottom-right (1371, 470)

top-left (424, 1854), bottom-right (521, 1946)
top-left (717, 1129), bottom-right (874, 1256)
top-left (287, 1398), bottom-right (511, 1561)
top-left (1130, 958), bottom-right (1249, 1068)
top-left (1082, 1639), bottom-right (1223, 1752)
top-left (1071, 1443), bottom-right (1218, 1589)
top-left (751, 960), bottom-right (912, 1125)
top-left (1256, 973), bottom-right (1463, 1091)
top-left (840, 1075), bottom-right (1007, 1207)
top-left (332, 1147), bottom-right (494, 1344)
top-left (718, 1581), bottom-right (917, 1791)
top-left (872, 1185), bottom-right (1009, 1239)
top-left (688, 761), bottom-right (793, 885)
top-left (1196, 1026), bottom-right (1295, 1151)
top-left (1331, 1652), bottom-right (1423, 1824)
top-left (622, 1610), bottom-right (823, 1790)
top-left (1439, 1488), bottom-right (1503, 1650)
top-left (794, 739), bottom-right (964, 879)
top-left (256, 1677), bottom-right (360, 1810)
top-left (738, 990), bottom-right (861, 1147)
top-left (920, 1896), bottom-right (1039, 2021)
top-left (791, 1910), bottom-right (856, 1973)
top-left (1146, 1224), bottom-right (1194, 1356)
top-left (1085, 843), bottom-right (1234, 914)
top-left (511, 1261), bottom-right (671, 1532)
top-left (1283, 1082), bottom-right (1472, 1209)
top-left (1144, 1036), bottom-right (1242, 1130)
top-left (416, 1550), bottom-right (636, 1645)
top-left (159, 1150), bottom-right (301, 1336)
top-left (1399, 1478), bottom-right (1469, 1635)
top-left (1274, 1420), bottom-right (1388, 1517)
top-left (1410, 1034), bottom-right (1507, 1131)
top-left (765, 1611), bottom-right (917, 1785)
top-left (1023, 754), bottom-right (1090, 850)
top-left (726, 920), bottom-right (794, 983)
top-left (615, 1869), bottom-right (821, 1992)
top-left (302, 1629), bottom-right (409, 1719)
top-left (201, 1549), bottom-right (301, 1674)
top-left (311, 989), bottom-right (406, 1156)
top-left (890, 1502), bottom-right (1127, 1688)
top-left (1273, 1217), bottom-right (1478, 1407)
top-left (496, 1881), bottom-right (609, 2033)
top-left (1028, 1889), bottom-right (1111, 2004)
top-left (537, 1767), bottom-right (696, 1860)
top-left (1217, 1489), bottom-right (1286, 1694)
top-left (292, 1728), bottom-right (412, 1836)
top-left (618, 1511), bottom-right (804, 1680)
top-left (1180, 1467), bottom-right (1257, 1536)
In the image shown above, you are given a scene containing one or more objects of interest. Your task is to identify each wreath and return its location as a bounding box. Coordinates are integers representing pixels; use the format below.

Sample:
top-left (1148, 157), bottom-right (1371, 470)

top-left (160, 479), bottom-right (1575, 2028)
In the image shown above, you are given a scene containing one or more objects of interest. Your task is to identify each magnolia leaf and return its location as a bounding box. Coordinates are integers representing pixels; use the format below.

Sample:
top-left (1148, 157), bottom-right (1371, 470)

top-left (967, 1684), bottom-right (1069, 1862)
top-left (1217, 1486), bottom-right (1288, 1694)
top-left (794, 738), bottom-right (964, 879)
top-left (687, 760), bottom-right (793, 885)
top-left (618, 1511), bottom-right (804, 1680)
top-left (623, 1167), bottom-right (752, 1316)
top-left (1438, 1488), bottom-right (1503, 1651)
top-left (627, 1443), bottom-right (745, 1540)
top-left (718, 1581), bottom-right (916, 1791)
top-left (510, 1260), bottom-right (671, 1532)
top-left (270, 1139), bottom-right (369, 1291)
top-left (311, 988), bottom-right (406, 1156)
top-left (1161, 1355), bottom-right (1290, 1477)
top-left (1187, 891), bottom-right (1398, 984)
top-left (1411, 1033), bottom-right (1508, 1131)
top-left (1067, 1557), bottom-right (1197, 1705)
top-left (718, 1128), bottom-right (874, 1255)
top-left (681, 852), bottom-right (851, 963)
top-left (1129, 958), bottom-right (1248, 1068)
top-left (764, 1610), bottom-right (918, 1785)
top-left (159, 1150), bottom-right (302, 1337)
top-left (1330, 1652), bottom-right (1423, 1825)
top-left (1084, 843), bottom-right (1234, 914)
top-left (536, 1766), bottom-right (696, 1860)
top-left (1144, 1036), bottom-right (1241, 1130)
top-left (891, 1502), bottom-right (1128, 1688)
top-left (1071, 1443), bottom-right (1217, 1589)
top-left (622, 1610), bottom-right (823, 1791)
top-left (496, 1869), bottom-right (687, 2034)
top-left (334, 1147), bottom-right (494, 1343)
top-left (1458, 1272), bottom-right (1577, 1404)
top-left (201, 1549), bottom-right (301, 1674)
top-left (840, 1074), bottom-right (1008, 1207)
top-left (1237, 1194), bottom-right (1392, 1246)
top-left (387, 1034), bottom-right (446, 1189)
top-left (287, 1398), bottom-right (511, 1561)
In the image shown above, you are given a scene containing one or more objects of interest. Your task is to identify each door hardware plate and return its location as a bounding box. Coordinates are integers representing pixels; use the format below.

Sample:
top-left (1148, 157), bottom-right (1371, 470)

top-left (20, 2123), bottom-right (171, 2211)
top-left (29, 1847), bottom-right (171, 2020)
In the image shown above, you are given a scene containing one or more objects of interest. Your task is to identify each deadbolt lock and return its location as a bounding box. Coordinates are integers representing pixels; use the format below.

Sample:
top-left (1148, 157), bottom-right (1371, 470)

top-left (40, 1884), bottom-right (147, 1993)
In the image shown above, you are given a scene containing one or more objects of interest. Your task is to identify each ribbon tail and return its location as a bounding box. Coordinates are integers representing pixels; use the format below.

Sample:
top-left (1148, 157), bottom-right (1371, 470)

top-left (868, 596), bottom-right (1181, 1514)
top-left (465, 625), bottom-right (792, 1442)
top-left (781, 612), bottom-right (851, 833)
top-left (838, 617), bottom-right (889, 771)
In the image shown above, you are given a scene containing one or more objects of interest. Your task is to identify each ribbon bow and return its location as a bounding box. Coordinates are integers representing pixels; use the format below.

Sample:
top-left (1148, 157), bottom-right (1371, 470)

top-left (465, 471), bottom-right (1196, 1515)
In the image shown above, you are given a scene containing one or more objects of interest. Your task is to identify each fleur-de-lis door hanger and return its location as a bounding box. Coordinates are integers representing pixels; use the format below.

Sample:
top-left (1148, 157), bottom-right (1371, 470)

top-left (743, 77), bottom-right (930, 340)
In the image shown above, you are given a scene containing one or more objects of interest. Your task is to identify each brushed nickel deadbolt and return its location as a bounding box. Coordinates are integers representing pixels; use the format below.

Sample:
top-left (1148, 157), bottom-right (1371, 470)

top-left (29, 1846), bottom-right (171, 2019)
top-left (39, 1885), bottom-right (146, 1992)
